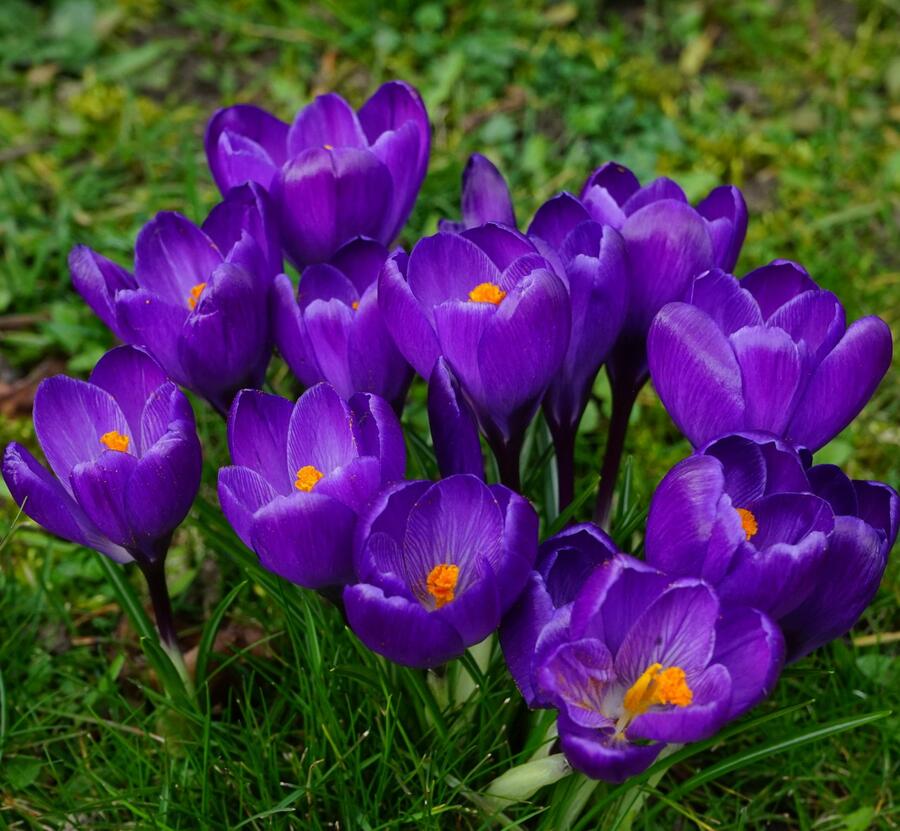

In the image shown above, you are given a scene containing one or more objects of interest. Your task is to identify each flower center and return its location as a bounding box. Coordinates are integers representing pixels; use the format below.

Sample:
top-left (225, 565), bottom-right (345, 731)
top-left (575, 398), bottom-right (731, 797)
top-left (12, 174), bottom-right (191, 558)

top-left (323, 143), bottom-right (334, 150)
top-left (468, 282), bottom-right (506, 305)
top-left (99, 431), bottom-right (129, 453)
top-left (426, 563), bottom-right (459, 608)
top-left (187, 282), bottom-right (207, 310)
top-left (616, 662), bottom-right (692, 735)
top-left (736, 507), bottom-right (758, 540)
top-left (351, 300), bottom-right (359, 310)
top-left (294, 465), bottom-right (324, 492)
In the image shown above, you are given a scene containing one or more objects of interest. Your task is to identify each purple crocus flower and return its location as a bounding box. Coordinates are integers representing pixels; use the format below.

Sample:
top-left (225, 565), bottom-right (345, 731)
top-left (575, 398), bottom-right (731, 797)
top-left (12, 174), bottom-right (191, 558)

top-left (344, 474), bottom-right (538, 667)
top-left (536, 554), bottom-right (783, 782)
top-left (272, 237), bottom-right (413, 411)
top-left (780, 464), bottom-right (898, 660)
top-left (500, 523), bottom-right (619, 706)
top-left (2, 346), bottom-right (202, 646)
top-left (70, 183), bottom-right (277, 414)
top-left (648, 264), bottom-right (893, 451)
top-left (427, 357), bottom-right (485, 479)
top-left (645, 433), bottom-right (898, 658)
top-left (218, 383), bottom-right (404, 590)
top-left (378, 227), bottom-right (570, 487)
top-left (205, 82), bottom-right (430, 267)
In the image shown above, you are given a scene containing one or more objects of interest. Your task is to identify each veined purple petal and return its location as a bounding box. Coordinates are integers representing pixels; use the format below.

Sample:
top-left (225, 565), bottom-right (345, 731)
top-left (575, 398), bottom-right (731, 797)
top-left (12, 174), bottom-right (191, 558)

top-left (228, 389), bottom-right (293, 493)
top-left (461, 224), bottom-right (533, 272)
top-left (428, 358), bottom-right (484, 479)
top-left (218, 465), bottom-right (279, 548)
top-left (786, 315), bottom-right (892, 451)
top-left (115, 289), bottom-right (190, 386)
top-left (767, 289), bottom-right (845, 364)
top-left (272, 273), bottom-right (322, 388)
top-left (558, 717), bottom-right (662, 783)
top-left (348, 391), bottom-right (406, 482)
top-left (287, 93), bottom-right (368, 154)
top-left (69, 246), bottom-right (135, 340)
top-left (357, 80), bottom-right (429, 180)
top-left (315, 456), bottom-right (382, 514)
top-left (696, 185), bottom-right (748, 272)
top-left (740, 260), bottom-right (817, 319)
top-left (622, 177), bottom-right (688, 215)
top-left (70, 450), bottom-right (139, 549)
top-left (458, 153), bottom-right (515, 228)
top-left (302, 298), bottom-right (355, 398)
top-left (580, 162), bottom-right (640, 207)
top-left (286, 383), bottom-right (358, 477)
top-left (647, 302), bottom-right (744, 447)
top-left (685, 269), bottom-right (762, 335)
top-left (329, 237), bottom-right (390, 295)
top-left (527, 193), bottom-right (592, 251)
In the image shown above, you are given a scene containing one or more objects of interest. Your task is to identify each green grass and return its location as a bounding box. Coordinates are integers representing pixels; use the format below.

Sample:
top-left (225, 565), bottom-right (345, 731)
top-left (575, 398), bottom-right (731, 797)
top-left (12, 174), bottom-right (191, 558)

top-left (1, 1), bottom-right (898, 828)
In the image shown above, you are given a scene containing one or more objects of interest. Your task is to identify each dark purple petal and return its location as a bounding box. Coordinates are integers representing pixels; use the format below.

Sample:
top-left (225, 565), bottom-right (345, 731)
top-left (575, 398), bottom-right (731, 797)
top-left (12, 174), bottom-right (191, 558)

top-left (695, 186), bottom-right (748, 272)
top-left (712, 606), bottom-right (784, 718)
top-left (115, 289), bottom-right (190, 386)
top-left (461, 224), bottom-right (534, 272)
top-left (205, 104), bottom-right (289, 193)
top-left (767, 289), bottom-right (845, 363)
top-left (536, 637), bottom-right (616, 729)
top-left (69, 246), bottom-right (135, 339)
top-left (459, 153), bottom-right (515, 228)
top-left (344, 582), bottom-right (464, 668)
top-left (751, 492), bottom-right (834, 547)
top-left (378, 251), bottom-right (441, 378)
top-left (316, 456), bottom-right (382, 514)
top-left (272, 147), bottom-right (393, 267)
top-left (357, 81), bottom-right (429, 177)
top-left (558, 717), bottom-right (662, 783)
top-left (214, 130), bottom-right (282, 192)
top-left (580, 162), bottom-right (641, 207)
top-left (88, 346), bottom-right (167, 454)
top-left (527, 193), bottom-right (592, 251)
top-left (621, 200), bottom-right (714, 337)
top-left (227, 389), bottom-right (293, 493)
top-left (287, 383), bottom-right (358, 477)
top-left (348, 391), bottom-right (406, 482)
top-left (538, 523), bottom-right (619, 607)
top-left (251, 492), bottom-right (356, 588)
top-left (70, 450), bottom-right (139, 548)
top-left (786, 316), bottom-right (892, 451)
top-left (287, 93), bottom-right (367, 154)
top-left (780, 516), bottom-right (889, 660)
top-left (701, 433), bottom-right (768, 506)
top-left (369, 120), bottom-right (426, 242)
top-left (490, 485), bottom-right (540, 609)
top-left (622, 177), bottom-right (688, 215)
top-left (301, 298), bottom-right (354, 398)
top-left (353, 480), bottom-right (431, 573)
top-left (407, 233), bottom-right (501, 319)
top-left (435, 557), bottom-right (502, 645)
top-left (614, 580), bottom-right (719, 682)
top-left (628, 663), bottom-right (731, 743)
top-left (33, 376), bottom-right (130, 488)
top-left (647, 302), bottom-right (744, 447)
top-left (329, 237), bottom-right (390, 295)
top-left (272, 273), bottom-right (323, 388)
top-left (433, 298), bottom-right (493, 407)
top-left (729, 325), bottom-right (803, 435)
top-left (740, 260), bottom-right (817, 319)
top-left (499, 572), bottom-right (556, 706)
top-left (133, 212), bottom-right (223, 307)
top-left (854, 480), bottom-right (899, 546)
top-left (807, 464), bottom-right (858, 517)
top-left (124, 425), bottom-right (201, 551)
top-left (645, 455), bottom-right (743, 583)
top-left (2, 442), bottom-right (131, 563)
top-left (428, 358), bottom-right (484, 479)
top-left (684, 269), bottom-right (762, 335)
top-left (218, 465), bottom-right (279, 548)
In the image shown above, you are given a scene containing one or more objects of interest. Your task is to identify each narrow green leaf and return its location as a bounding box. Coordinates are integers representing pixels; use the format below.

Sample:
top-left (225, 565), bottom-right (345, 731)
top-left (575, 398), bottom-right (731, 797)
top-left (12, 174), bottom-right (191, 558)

top-left (95, 554), bottom-right (157, 642)
top-left (195, 580), bottom-right (247, 688)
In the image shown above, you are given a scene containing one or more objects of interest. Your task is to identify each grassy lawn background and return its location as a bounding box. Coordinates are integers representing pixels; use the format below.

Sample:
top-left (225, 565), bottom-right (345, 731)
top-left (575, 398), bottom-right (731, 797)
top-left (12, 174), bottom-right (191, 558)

top-left (1, 1), bottom-right (898, 827)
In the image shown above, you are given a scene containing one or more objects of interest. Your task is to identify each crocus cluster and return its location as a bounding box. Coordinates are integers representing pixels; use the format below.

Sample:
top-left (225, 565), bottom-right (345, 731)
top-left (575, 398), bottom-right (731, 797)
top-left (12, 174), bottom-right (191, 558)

top-left (5, 77), bottom-right (895, 795)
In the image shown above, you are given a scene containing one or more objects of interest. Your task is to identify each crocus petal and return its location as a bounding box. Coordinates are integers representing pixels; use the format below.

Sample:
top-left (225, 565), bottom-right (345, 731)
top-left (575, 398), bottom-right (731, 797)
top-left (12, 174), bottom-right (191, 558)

top-left (287, 93), bottom-right (367, 154)
top-left (527, 193), bottom-right (592, 250)
top-left (712, 606), bottom-right (784, 718)
top-left (580, 162), bottom-right (641, 207)
top-left (33, 376), bottom-right (130, 488)
top-left (615, 580), bottom-right (719, 681)
top-left (287, 383), bottom-right (358, 476)
top-left (344, 583), bottom-right (464, 668)
top-left (499, 572), bottom-right (556, 706)
top-left (133, 212), bottom-right (223, 307)
top-left (645, 455), bottom-right (743, 582)
top-left (88, 346), bottom-right (167, 454)
top-left (353, 480), bottom-right (431, 572)
top-left (357, 81), bottom-right (429, 178)
top-left (729, 325), bottom-right (803, 435)
top-left (700, 433), bottom-right (767, 506)
top-left (302, 298), bottom-right (355, 398)
top-left (273, 147), bottom-right (393, 267)
top-left (461, 224), bottom-right (534, 272)
top-left (854, 480), bottom-right (899, 545)
top-left (2, 442), bottom-right (131, 563)
top-left (767, 289), bottom-right (845, 363)
top-left (621, 200), bottom-right (714, 337)
top-left (695, 185), bottom-right (748, 272)
top-left (433, 298), bottom-right (493, 407)
top-left (348, 391), bottom-right (406, 482)
top-left (780, 516), bottom-right (890, 661)
top-left (70, 451), bottom-right (139, 549)
top-left (538, 523), bottom-right (619, 607)
top-left (205, 104), bottom-right (289, 193)
top-left (459, 153), bottom-right (515, 228)
top-left (215, 130), bottom-right (282, 192)
top-left (227, 389), bottom-right (293, 492)
top-left (557, 717), bottom-right (661, 783)
top-left (316, 455), bottom-right (382, 514)
top-left (369, 119), bottom-right (425, 242)
top-left (786, 316), bottom-right (893, 451)
top-left (622, 177), bottom-right (688, 215)
top-left (378, 251), bottom-right (441, 378)
top-left (489, 485), bottom-right (540, 608)
top-left (69, 246), bottom-right (135, 339)
top-left (218, 465), bottom-right (279, 548)
top-left (115, 289), bottom-right (190, 386)
top-left (272, 273), bottom-right (323, 387)
top-left (807, 464), bottom-right (858, 518)
top-left (685, 269), bottom-right (762, 336)
top-left (329, 237), bottom-right (390, 293)
top-left (628, 663), bottom-right (731, 743)
top-left (647, 303), bottom-right (744, 447)
top-left (740, 260), bottom-right (817, 319)
top-left (536, 637), bottom-right (616, 729)
top-left (125, 426), bottom-right (202, 551)
top-left (436, 557), bottom-right (502, 645)
top-left (251, 492), bottom-right (356, 588)
top-left (407, 233), bottom-right (501, 319)
top-left (428, 358), bottom-right (484, 479)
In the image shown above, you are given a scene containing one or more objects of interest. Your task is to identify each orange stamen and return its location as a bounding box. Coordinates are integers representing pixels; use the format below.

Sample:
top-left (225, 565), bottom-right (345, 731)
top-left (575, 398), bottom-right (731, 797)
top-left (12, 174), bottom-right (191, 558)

top-left (468, 282), bottom-right (506, 305)
top-left (426, 563), bottom-right (459, 608)
top-left (99, 431), bottom-right (129, 453)
top-left (294, 465), bottom-right (324, 492)
top-left (187, 282), bottom-right (207, 310)
top-left (736, 507), bottom-right (758, 540)
top-left (622, 662), bottom-right (693, 717)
